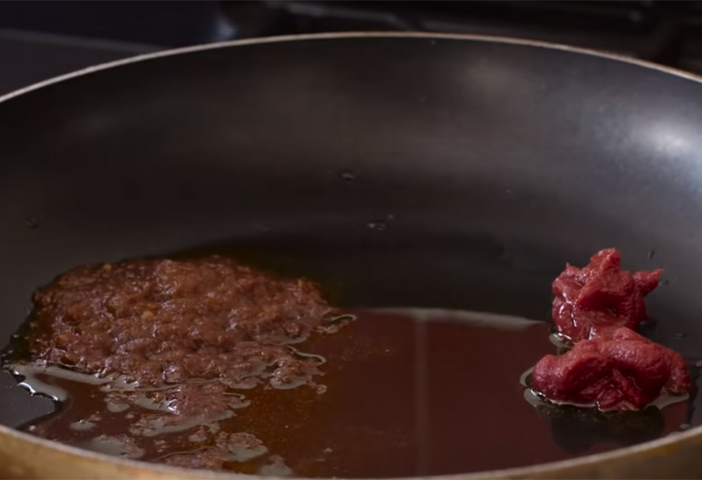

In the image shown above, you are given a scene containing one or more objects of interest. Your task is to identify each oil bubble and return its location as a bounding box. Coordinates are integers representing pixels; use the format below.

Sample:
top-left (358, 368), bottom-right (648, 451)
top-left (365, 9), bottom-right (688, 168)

top-left (338, 170), bottom-right (356, 182)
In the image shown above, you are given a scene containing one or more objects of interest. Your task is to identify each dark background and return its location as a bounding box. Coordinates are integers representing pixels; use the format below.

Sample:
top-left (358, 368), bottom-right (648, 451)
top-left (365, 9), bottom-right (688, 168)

top-left (2, 0), bottom-right (702, 95)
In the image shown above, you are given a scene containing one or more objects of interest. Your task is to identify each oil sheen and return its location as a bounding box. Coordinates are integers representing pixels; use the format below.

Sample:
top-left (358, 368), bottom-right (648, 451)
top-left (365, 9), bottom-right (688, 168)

top-left (10, 308), bottom-right (690, 477)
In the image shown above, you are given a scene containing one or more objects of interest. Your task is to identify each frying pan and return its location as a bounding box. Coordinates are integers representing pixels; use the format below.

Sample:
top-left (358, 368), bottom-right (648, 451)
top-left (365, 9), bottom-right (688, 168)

top-left (1, 32), bottom-right (702, 479)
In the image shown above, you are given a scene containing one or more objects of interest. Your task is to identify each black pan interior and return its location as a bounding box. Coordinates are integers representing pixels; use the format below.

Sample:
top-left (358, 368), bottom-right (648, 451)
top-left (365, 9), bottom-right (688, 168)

top-left (0, 34), bottom-right (702, 457)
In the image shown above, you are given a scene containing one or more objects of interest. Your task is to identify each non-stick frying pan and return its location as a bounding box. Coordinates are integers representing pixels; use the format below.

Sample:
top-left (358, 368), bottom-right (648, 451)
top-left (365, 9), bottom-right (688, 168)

top-left (1, 32), bottom-right (702, 479)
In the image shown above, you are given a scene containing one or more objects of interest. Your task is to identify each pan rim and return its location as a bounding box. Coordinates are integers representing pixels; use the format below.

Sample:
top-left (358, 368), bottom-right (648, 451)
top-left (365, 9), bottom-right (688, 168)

top-left (1, 413), bottom-right (700, 480)
top-left (0, 31), bottom-right (700, 479)
top-left (2, 30), bottom-right (702, 105)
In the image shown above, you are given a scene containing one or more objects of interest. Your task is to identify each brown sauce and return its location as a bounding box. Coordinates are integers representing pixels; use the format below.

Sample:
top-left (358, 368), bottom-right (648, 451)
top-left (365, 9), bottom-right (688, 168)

top-left (10, 308), bottom-right (689, 477)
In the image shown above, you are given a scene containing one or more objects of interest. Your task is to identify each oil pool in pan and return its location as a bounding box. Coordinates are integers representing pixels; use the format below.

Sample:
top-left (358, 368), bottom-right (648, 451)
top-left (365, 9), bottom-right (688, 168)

top-left (0, 249), bottom-right (698, 478)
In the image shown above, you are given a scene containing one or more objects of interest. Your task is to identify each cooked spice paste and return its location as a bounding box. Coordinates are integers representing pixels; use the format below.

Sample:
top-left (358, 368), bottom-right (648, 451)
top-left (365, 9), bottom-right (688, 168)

top-left (529, 248), bottom-right (691, 411)
top-left (25, 256), bottom-right (336, 393)
top-left (7, 256), bottom-right (345, 473)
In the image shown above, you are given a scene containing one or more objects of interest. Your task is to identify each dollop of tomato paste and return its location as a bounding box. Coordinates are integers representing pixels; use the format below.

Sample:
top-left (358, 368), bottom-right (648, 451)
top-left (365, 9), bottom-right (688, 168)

top-left (552, 248), bottom-right (662, 342)
top-left (531, 327), bottom-right (690, 410)
top-left (528, 248), bottom-right (691, 411)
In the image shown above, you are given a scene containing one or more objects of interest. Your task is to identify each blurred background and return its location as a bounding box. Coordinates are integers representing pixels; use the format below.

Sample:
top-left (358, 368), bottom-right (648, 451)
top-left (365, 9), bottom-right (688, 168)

top-left (1, 0), bottom-right (701, 95)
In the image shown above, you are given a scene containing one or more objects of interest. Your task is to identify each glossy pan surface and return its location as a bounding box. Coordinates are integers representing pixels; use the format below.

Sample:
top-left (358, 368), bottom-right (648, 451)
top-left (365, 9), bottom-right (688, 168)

top-left (1, 33), bottom-right (702, 478)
